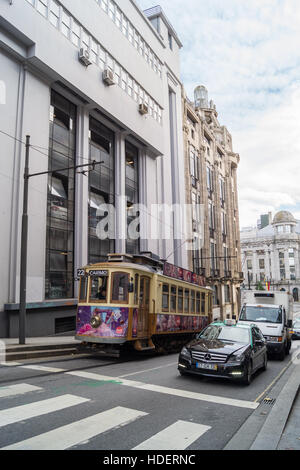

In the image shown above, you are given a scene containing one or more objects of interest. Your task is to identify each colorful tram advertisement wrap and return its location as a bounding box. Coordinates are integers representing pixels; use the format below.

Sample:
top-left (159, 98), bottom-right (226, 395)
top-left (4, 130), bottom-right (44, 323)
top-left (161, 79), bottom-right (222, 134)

top-left (75, 255), bottom-right (212, 354)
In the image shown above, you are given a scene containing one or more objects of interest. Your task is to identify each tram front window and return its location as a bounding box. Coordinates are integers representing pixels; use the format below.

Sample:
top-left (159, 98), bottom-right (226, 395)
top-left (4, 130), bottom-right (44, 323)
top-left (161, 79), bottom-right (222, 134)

top-left (90, 276), bottom-right (108, 303)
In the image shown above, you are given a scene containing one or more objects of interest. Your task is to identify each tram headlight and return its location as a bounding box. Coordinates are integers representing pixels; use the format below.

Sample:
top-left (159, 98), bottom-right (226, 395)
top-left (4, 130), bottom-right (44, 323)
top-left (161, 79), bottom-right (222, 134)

top-left (180, 347), bottom-right (191, 359)
top-left (90, 315), bottom-right (102, 329)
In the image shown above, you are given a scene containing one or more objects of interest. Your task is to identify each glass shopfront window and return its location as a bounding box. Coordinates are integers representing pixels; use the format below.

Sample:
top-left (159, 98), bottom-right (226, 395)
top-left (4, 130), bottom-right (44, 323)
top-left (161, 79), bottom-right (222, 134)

top-left (88, 118), bottom-right (115, 263)
top-left (45, 91), bottom-right (76, 299)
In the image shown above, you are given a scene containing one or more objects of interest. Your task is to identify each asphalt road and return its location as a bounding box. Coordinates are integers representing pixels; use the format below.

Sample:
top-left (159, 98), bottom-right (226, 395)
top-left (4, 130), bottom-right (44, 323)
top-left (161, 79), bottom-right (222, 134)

top-left (0, 341), bottom-right (299, 451)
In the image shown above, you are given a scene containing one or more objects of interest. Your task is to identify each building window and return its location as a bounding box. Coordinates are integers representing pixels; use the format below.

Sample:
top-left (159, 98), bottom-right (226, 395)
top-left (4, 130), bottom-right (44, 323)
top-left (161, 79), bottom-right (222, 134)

top-left (289, 249), bottom-right (296, 280)
top-left (88, 118), bottom-right (115, 264)
top-left (259, 259), bottom-right (265, 270)
top-left (219, 178), bottom-right (225, 206)
top-left (247, 259), bottom-right (252, 270)
top-left (209, 202), bottom-right (215, 232)
top-left (46, 91), bottom-right (76, 300)
top-left (210, 242), bottom-right (216, 271)
top-left (213, 285), bottom-right (219, 306)
top-left (221, 212), bottom-right (227, 236)
top-left (225, 285), bottom-right (231, 303)
top-left (126, 142), bottom-right (140, 255)
top-left (224, 247), bottom-right (229, 273)
top-left (206, 166), bottom-right (214, 196)
top-left (279, 252), bottom-right (285, 280)
top-left (190, 145), bottom-right (199, 185)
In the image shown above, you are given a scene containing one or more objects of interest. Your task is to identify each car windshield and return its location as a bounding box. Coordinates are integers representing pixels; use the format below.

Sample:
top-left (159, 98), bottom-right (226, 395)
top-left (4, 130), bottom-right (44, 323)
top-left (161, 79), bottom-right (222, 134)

top-left (240, 306), bottom-right (282, 324)
top-left (198, 325), bottom-right (250, 344)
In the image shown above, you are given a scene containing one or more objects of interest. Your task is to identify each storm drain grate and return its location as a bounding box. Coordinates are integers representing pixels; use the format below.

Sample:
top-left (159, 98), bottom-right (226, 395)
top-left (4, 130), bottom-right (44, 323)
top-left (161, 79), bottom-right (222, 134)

top-left (262, 397), bottom-right (276, 406)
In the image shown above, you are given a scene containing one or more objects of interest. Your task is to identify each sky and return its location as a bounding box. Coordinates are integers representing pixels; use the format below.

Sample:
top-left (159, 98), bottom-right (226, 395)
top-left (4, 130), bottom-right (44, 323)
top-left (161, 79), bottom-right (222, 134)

top-left (137, 0), bottom-right (300, 228)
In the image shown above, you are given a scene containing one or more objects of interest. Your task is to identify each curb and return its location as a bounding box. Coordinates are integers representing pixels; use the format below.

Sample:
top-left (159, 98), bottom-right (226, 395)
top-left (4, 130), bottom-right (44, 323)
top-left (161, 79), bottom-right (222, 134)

top-left (250, 364), bottom-right (300, 450)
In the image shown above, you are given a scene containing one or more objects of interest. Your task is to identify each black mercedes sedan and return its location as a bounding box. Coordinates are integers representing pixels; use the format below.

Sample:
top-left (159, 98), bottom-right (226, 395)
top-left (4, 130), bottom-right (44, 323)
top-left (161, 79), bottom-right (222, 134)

top-left (178, 320), bottom-right (268, 385)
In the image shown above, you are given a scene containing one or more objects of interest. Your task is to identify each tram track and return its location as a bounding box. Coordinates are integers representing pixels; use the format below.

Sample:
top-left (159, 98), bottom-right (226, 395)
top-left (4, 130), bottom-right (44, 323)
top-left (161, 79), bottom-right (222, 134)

top-left (0, 352), bottom-right (148, 386)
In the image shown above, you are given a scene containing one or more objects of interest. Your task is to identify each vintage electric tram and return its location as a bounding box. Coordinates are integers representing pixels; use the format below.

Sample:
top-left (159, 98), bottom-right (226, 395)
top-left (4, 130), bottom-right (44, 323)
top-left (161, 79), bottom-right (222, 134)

top-left (75, 253), bottom-right (213, 355)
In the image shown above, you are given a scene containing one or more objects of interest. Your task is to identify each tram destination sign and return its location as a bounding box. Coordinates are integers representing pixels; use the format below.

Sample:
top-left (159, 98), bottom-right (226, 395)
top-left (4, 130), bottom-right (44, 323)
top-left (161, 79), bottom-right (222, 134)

top-left (89, 270), bottom-right (108, 277)
top-left (163, 262), bottom-right (206, 287)
top-left (76, 269), bottom-right (108, 277)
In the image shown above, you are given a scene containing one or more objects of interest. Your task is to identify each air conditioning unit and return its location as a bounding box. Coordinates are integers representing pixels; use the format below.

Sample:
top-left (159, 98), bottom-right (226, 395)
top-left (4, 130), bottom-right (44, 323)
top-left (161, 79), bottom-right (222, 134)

top-left (78, 48), bottom-right (92, 67)
top-left (139, 103), bottom-right (148, 115)
top-left (102, 69), bottom-right (116, 86)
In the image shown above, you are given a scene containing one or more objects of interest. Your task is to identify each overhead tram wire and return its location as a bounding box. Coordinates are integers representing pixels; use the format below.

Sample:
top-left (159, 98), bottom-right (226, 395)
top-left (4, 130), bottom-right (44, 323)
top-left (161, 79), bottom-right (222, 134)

top-left (0, 127), bottom-right (210, 256)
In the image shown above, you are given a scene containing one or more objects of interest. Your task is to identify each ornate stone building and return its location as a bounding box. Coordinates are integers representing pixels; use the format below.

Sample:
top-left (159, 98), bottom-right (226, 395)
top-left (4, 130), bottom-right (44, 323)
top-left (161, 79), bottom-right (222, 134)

top-left (182, 85), bottom-right (243, 320)
top-left (241, 210), bottom-right (300, 301)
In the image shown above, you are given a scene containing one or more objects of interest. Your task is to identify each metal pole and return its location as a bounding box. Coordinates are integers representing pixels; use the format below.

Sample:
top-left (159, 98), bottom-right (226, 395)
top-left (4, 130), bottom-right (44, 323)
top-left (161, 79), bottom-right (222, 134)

top-left (19, 135), bottom-right (30, 345)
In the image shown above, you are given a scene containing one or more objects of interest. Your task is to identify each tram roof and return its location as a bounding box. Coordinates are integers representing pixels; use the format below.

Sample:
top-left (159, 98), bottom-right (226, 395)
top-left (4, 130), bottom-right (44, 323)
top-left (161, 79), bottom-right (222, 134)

top-left (83, 261), bottom-right (212, 290)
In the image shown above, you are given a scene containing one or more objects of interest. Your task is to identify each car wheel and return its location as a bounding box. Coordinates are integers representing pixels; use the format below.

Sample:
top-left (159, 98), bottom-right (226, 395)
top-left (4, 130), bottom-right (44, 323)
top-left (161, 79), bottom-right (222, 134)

top-left (242, 362), bottom-right (252, 385)
top-left (262, 353), bottom-right (267, 371)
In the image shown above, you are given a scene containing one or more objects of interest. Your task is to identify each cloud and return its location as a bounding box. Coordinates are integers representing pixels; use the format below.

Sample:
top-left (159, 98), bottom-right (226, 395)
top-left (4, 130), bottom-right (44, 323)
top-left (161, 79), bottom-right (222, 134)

top-left (138, 0), bottom-right (300, 227)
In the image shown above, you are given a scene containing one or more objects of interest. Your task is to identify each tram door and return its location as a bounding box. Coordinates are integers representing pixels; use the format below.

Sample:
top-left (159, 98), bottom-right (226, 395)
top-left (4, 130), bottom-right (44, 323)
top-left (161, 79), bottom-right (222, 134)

top-left (138, 277), bottom-right (150, 337)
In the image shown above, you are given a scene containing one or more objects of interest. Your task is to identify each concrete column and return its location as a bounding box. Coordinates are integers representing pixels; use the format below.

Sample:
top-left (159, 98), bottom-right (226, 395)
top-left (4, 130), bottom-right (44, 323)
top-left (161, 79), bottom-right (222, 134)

top-left (139, 149), bottom-right (148, 254)
top-left (115, 131), bottom-right (126, 254)
top-left (74, 106), bottom-right (90, 279)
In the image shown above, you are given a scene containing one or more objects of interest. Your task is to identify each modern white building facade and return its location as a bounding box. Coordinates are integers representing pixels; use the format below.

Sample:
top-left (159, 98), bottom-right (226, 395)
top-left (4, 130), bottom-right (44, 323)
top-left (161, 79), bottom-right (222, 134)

top-left (0, 0), bottom-right (187, 337)
top-left (241, 211), bottom-right (300, 301)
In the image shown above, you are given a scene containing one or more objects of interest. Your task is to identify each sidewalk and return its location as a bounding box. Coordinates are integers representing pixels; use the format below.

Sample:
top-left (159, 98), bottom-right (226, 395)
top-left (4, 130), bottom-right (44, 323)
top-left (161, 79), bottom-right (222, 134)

top-left (225, 347), bottom-right (300, 450)
top-left (250, 362), bottom-right (300, 450)
top-left (1, 335), bottom-right (81, 362)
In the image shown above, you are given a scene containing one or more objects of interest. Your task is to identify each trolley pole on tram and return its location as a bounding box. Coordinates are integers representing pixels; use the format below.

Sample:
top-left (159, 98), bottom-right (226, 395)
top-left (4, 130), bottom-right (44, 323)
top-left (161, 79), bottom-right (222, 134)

top-left (18, 136), bottom-right (103, 345)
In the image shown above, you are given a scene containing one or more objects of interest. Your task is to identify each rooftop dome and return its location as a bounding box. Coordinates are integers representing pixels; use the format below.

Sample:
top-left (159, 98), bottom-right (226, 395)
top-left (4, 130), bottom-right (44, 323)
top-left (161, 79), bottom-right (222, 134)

top-left (272, 210), bottom-right (296, 225)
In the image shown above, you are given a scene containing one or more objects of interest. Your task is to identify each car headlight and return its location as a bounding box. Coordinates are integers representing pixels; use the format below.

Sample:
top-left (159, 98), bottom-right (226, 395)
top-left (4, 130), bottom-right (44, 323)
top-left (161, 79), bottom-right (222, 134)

top-left (180, 347), bottom-right (191, 359)
top-left (230, 352), bottom-right (245, 363)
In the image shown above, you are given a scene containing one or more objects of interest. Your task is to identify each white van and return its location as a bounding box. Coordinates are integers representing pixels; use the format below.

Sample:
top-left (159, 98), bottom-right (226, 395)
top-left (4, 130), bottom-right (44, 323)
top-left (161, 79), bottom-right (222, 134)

top-left (238, 290), bottom-right (293, 360)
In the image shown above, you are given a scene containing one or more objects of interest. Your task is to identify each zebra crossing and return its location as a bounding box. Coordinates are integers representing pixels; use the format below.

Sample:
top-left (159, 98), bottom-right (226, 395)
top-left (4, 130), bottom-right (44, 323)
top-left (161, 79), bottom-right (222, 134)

top-left (0, 382), bottom-right (212, 450)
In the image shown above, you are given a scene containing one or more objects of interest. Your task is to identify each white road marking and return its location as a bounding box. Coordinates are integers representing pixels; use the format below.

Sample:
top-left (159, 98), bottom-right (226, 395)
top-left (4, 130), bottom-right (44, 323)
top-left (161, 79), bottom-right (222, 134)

top-left (133, 420), bottom-right (211, 450)
top-left (119, 362), bottom-right (178, 378)
top-left (0, 383), bottom-right (42, 398)
top-left (2, 407), bottom-right (148, 450)
top-left (20, 365), bottom-right (65, 373)
top-left (0, 395), bottom-right (89, 428)
top-left (0, 362), bottom-right (22, 367)
top-left (67, 371), bottom-right (259, 409)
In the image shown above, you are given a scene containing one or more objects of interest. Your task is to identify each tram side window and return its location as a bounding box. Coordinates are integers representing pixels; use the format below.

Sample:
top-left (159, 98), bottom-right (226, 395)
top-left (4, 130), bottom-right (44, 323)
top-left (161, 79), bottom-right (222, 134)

top-left (191, 291), bottom-right (195, 313)
top-left (134, 274), bottom-right (139, 305)
top-left (79, 276), bottom-right (88, 302)
top-left (178, 288), bottom-right (183, 313)
top-left (111, 272), bottom-right (129, 303)
top-left (201, 293), bottom-right (206, 314)
top-left (171, 286), bottom-right (177, 312)
top-left (184, 289), bottom-right (190, 313)
top-left (196, 292), bottom-right (201, 314)
top-left (90, 276), bottom-right (108, 303)
top-left (162, 284), bottom-right (169, 311)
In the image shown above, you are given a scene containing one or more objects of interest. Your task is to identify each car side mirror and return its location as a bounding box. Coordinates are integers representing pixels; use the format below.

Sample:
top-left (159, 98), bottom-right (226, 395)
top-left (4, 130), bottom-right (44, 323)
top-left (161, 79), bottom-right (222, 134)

top-left (255, 340), bottom-right (264, 347)
top-left (287, 320), bottom-right (293, 328)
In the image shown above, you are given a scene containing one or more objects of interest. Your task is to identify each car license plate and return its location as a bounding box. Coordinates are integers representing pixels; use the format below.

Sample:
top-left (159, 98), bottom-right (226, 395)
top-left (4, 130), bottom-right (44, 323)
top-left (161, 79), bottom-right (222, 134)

top-left (196, 363), bottom-right (218, 371)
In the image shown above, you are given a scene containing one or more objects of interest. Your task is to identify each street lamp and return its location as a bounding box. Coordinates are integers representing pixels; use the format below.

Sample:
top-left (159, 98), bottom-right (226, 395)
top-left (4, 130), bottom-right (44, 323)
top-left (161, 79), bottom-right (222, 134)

top-left (19, 135), bottom-right (103, 345)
